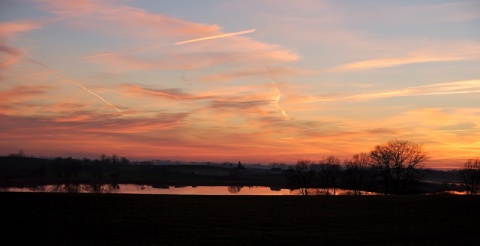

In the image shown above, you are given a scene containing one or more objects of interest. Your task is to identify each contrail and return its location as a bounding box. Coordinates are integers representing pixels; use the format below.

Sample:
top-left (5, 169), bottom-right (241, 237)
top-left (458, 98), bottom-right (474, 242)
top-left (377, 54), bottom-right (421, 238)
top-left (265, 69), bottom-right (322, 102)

top-left (265, 65), bottom-right (290, 120)
top-left (288, 80), bottom-right (480, 104)
top-left (28, 59), bottom-right (122, 112)
top-left (84, 29), bottom-right (256, 59)
top-left (175, 29), bottom-right (256, 45)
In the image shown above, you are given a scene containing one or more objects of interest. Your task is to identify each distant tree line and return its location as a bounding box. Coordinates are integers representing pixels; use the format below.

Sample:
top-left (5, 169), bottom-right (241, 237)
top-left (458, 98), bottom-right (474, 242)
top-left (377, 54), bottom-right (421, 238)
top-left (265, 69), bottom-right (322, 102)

top-left (459, 158), bottom-right (480, 195)
top-left (0, 153), bottom-right (129, 186)
top-left (288, 139), bottom-right (480, 195)
top-left (1, 140), bottom-right (479, 195)
top-left (289, 139), bottom-right (429, 195)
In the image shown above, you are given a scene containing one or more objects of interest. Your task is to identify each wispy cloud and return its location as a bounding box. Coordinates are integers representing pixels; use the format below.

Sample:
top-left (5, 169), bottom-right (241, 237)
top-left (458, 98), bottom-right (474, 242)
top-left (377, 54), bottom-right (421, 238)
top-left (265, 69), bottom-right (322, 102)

top-left (0, 21), bottom-right (42, 68)
top-left (121, 84), bottom-right (280, 116)
top-left (36, 1), bottom-right (299, 72)
top-left (0, 85), bottom-right (51, 101)
top-left (329, 55), bottom-right (464, 72)
top-left (328, 41), bottom-right (480, 72)
top-left (87, 40), bottom-right (299, 72)
top-left (290, 80), bottom-right (480, 103)
top-left (0, 85), bottom-right (53, 114)
top-left (84, 29), bottom-right (257, 59)
top-left (37, 0), bottom-right (220, 40)
top-left (196, 66), bottom-right (315, 83)
top-left (122, 85), bottom-right (214, 101)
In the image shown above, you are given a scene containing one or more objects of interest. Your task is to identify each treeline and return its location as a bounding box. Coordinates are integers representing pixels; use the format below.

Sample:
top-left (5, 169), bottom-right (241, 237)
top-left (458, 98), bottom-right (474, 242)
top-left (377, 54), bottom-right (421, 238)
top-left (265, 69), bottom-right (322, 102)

top-left (0, 153), bottom-right (259, 188)
top-left (287, 139), bottom-right (479, 195)
top-left (1, 139), bottom-right (479, 195)
top-left (0, 153), bottom-right (130, 186)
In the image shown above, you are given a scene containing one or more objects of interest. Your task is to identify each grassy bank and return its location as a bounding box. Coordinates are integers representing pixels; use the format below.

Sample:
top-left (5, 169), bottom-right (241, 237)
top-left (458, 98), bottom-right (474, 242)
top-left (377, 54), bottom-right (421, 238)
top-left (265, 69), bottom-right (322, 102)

top-left (1, 192), bottom-right (479, 245)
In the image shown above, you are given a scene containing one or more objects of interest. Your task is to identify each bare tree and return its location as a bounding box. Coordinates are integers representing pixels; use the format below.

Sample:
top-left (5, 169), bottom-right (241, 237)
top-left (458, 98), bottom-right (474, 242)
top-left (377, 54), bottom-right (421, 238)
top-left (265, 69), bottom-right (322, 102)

top-left (318, 156), bottom-right (342, 195)
top-left (290, 159), bottom-right (316, 195)
top-left (227, 186), bottom-right (243, 194)
top-left (344, 152), bottom-right (370, 195)
top-left (370, 139), bottom-right (429, 194)
top-left (459, 158), bottom-right (480, 195)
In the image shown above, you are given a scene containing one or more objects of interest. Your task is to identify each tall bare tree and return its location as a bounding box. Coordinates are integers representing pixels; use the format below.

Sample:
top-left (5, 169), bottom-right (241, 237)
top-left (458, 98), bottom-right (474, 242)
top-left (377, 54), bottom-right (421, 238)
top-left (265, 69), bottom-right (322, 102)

top-left (290, 159), bottom-right (316, 195)
top-left (344, 152), bottom-right (370, 195)
top-left (318, 156), bottom-right (342, 195)
top-left (459, 158), bottom-right (480, 195)
top-left (370, 139), bottom-right (429, 194)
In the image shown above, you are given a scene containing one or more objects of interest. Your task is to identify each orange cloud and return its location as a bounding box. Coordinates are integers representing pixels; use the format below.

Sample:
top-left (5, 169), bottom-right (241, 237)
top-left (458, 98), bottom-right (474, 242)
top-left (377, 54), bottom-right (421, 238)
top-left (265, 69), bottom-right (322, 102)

top-left (88, 39), bottom-right (299, 72)
top-left (0, 85), bottom-right (51, 101)
top-left (330, 55), bottom-right (462, 72)
top-left (0, 21), bottom-right (42, 69)
top-left (37, 0), bottom-right (221, 40)
top-left (288, 80), bottom-right (480, 104)
top-left (328, 41), bottom-right (480, 72)
top-left (36, 0), bottom-right (103, 16)
top-left (0, 85), bottom-right (53, 114)
top-left (196, 66), bottom-right (314, 83)
top-left (120, 83), bottom-right (281, 116)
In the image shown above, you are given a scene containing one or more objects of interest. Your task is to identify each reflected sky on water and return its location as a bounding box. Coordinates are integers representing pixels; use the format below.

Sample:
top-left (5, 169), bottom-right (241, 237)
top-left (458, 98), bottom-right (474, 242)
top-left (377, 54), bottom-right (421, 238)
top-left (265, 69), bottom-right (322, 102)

top-left (2, 184), bottom-right (465, 195)
top-left (3, 184), bottom-right (296, 195)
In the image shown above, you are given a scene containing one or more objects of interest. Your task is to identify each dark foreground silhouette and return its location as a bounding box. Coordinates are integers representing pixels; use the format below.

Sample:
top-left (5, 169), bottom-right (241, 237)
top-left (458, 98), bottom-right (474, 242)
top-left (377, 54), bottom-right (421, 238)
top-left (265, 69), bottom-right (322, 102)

top-left (0, 155), bottom-right (466, 194)
top-left (1, 192), bottom-right (479, 245)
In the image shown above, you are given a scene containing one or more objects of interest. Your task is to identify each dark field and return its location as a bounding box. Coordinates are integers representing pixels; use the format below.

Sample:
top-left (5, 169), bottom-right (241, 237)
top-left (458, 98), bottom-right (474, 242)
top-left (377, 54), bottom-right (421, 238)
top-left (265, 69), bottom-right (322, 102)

top-left (1, 193), bottom-right (479, 245)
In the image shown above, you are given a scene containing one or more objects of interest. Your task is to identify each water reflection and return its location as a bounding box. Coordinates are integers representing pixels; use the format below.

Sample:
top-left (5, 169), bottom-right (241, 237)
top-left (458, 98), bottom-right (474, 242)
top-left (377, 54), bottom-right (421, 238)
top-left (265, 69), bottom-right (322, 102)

top-left (0, 184), bottom-right (466, 195)
top-left (227, 186), bottom-right (243, 194)
top-left (15, 183), bottom-right (122, 194)
top-left (4, 184), bottom-right (295, 195)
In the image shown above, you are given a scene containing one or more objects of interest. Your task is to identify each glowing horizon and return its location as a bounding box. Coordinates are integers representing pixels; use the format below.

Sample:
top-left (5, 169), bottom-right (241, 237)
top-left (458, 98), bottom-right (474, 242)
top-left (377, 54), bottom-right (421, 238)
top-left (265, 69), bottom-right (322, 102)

top-left (1, 0), bottom-right (479, 169)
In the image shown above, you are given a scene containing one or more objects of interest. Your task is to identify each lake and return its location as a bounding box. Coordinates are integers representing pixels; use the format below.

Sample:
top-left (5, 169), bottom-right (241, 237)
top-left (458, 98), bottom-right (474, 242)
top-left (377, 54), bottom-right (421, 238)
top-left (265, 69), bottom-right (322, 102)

top-left (0, 184), bottom-right (387, 195)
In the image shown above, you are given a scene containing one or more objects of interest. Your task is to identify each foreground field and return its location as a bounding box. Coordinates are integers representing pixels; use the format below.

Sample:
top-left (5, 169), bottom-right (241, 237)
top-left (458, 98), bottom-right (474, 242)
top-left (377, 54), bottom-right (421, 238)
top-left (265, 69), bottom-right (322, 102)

top-left (1, 193), bottom-right (479, 245)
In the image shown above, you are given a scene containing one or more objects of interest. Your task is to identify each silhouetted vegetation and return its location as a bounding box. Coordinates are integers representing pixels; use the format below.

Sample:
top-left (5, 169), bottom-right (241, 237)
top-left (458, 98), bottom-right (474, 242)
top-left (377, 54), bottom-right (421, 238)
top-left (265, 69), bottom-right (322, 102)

top-left (289, 159), bottom-right (316, 195)
top-left (318, 156), bottom-right (342, 195)
top-left (343, 153), bottom-right (371, 195)
top-left (459, 158), bottom-right (480, 195)
top-left (0, 140), bottom-right (472, 194)
top-left (370, 139), bottom-right (428, 194)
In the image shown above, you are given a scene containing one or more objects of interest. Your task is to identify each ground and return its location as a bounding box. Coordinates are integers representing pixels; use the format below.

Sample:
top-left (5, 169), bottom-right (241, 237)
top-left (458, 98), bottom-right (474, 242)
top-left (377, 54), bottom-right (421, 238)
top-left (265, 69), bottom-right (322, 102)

top-left (1, 192), bottom-right (479, 245)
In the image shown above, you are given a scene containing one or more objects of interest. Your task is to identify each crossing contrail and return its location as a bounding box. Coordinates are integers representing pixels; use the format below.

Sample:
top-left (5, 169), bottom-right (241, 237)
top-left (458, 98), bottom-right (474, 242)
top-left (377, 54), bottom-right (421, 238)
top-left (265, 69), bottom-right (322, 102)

top-left (175, 29), bottom-right (256, 45)
top-left (28, 59), bottom-right (122, 112)
top-left (265, 65), bottom-right (290, 120)
top-left (84, 29), bottom-right (256, 59)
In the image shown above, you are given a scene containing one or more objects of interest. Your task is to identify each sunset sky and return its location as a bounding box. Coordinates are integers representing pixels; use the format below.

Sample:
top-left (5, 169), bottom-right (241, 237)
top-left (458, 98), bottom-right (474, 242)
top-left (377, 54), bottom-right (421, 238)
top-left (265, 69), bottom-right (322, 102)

top-left (1, 0), bottom-right (479, 169)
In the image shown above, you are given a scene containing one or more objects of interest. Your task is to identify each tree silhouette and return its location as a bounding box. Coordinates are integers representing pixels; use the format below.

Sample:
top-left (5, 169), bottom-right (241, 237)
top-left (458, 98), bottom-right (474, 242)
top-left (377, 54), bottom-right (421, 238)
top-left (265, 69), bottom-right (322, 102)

top-left (459, 158), bottom-right (480, 195)
top-left (290, 159), bottom-right (316, 195)
top-left (227, 186), bottom-right (243, 194)
top-left (370, 139), bottom-right (428, 194)
top-left (318, 156), bottom-right (342, 195)
top-left (344, 153), bottom-right (370, 195)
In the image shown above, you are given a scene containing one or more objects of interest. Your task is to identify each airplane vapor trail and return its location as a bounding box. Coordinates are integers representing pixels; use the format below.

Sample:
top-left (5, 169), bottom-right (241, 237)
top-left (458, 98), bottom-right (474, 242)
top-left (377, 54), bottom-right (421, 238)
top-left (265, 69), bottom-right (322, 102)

top-left (28, 59), bottom-right (122, 112)
top-left (84, 29), bottom-right (256, 59)
top-left (174, 29), bottom-right (256, 45)
top-left (265, 65), bottom-right (290, 120)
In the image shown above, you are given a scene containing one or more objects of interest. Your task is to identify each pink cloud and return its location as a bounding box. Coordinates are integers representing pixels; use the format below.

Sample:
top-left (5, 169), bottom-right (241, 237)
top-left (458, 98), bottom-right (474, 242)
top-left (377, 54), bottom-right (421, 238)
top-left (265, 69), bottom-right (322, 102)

top-left (36, 0), bottom-right (103, 16)
top-left (37, 0), bottom-right (300, 80)
top-left (196, 66), bottom-right (314, 83)
top-left (0, 21), bottom-right (42, 68)
top-left (37, 0), bottom-right (221, 40)
top-left (120, 83), bottom-right (281, 118)
top-left (0, 85), bottom-right (53, 114)
top-left (88, 39), bottom-right (299, 72)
